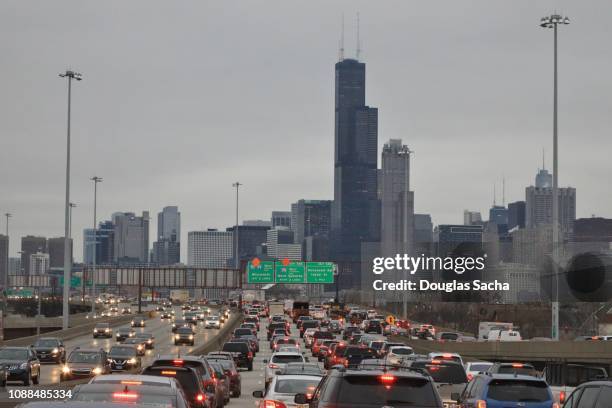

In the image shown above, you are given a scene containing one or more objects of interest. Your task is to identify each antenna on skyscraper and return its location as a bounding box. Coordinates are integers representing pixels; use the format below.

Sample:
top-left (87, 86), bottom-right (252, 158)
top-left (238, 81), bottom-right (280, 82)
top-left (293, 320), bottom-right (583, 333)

top-left (493, 184), bottom-right (497, 206)
top-left (338, 14), bottom-right (345, 61)
top-left (502, 176), bottom-right (506, 206)
top-left (356, 12), bottom-right (361, 60)
top-left (542, 148), bottom-right (546, 170)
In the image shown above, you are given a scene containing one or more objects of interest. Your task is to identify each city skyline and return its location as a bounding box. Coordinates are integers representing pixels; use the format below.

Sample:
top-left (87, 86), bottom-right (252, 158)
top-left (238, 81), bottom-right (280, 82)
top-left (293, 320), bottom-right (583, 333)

top-left (2, 0), bottom-right (612, 262)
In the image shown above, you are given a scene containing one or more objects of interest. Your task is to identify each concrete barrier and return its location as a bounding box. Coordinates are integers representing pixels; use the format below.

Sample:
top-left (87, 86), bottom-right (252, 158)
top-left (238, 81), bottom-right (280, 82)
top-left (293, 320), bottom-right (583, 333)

top-left (189, 312), bottom-right (244, 356)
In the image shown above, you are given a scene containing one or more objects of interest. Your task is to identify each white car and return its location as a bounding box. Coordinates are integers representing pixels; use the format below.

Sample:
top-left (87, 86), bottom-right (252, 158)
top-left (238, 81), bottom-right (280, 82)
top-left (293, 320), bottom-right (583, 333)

top-left (205, 315), bottom-right (221, 329)
top-left (385, 346), bottom-right (415, 365)
top-left (277, 345), bottom-right (300, 354)
top-left (464, 361), bottom-right (493, 381)
top-left (264, 352), bottom-right (307, 388)
top-left (428, 352), bottom-right (464, 366)
top-left (253, 374), bottom-right (322, 408)
top-left (303, 329), bottom-right (318, 347)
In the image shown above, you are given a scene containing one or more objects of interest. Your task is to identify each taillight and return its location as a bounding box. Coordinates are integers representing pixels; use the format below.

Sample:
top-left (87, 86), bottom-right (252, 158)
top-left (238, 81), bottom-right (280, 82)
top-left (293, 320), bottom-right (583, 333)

top-left (559, 390), bottom-right (566, 403)
top-left (113, 392), bottom-right (139, 400)
top-left (196, 393), bottom-right (205, 403)
top-left (476, 400), bottom-right (486, 408)
top-left (379, 374), bottom-right (396, 383)
top-left (268, 363), bottom-right (279, 369)
top-left (260, 400), bottom-right (287, 408)
top-left (248, 351), bottom-right (253, 359)
top-left (467, 373), bottom-right (473, 381)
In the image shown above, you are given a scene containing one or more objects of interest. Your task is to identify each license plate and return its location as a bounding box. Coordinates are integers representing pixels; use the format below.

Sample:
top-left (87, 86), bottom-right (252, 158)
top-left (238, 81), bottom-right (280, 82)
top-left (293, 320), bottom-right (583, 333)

top-left (116, 365), bottom-right (123, 369)
top-left (296, 405), bottom-right (308, 408)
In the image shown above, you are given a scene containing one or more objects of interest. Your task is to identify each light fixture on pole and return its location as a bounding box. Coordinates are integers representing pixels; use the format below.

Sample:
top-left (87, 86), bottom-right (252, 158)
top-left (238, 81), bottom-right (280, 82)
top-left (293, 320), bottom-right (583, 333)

top-left (59, 69), bottom-right (82, 330)
top-left (540, 14), bottom-right (569, 341)
top-left (90, 176), bottom-right (102, 317)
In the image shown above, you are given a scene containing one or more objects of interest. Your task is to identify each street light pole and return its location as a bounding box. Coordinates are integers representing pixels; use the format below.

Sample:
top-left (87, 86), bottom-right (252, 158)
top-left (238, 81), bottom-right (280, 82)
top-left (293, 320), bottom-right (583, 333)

top-left (4, 213), bottom-right (10, 279)
top-left (59, 69), bottom-right (82, 330)
top-left (69, 203), bottom-right (76, 239)
top-left (540, 14), bottom-right (569, 341)
top-left (90, 176), bottom-right (102, 317)
top-left (232, 182), bottom-right (242, 271)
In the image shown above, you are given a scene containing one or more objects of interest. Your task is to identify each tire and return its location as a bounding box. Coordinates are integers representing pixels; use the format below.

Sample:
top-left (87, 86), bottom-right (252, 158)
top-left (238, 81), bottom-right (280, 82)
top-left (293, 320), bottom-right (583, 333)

top-left (247, 363), bottom-right (253, 371)
top-left (33, 372), bottom-right (39, 385)
top-left (234, 389), bottom-right (241, 398)
top-left (23, 372), bottom-right (31, 386)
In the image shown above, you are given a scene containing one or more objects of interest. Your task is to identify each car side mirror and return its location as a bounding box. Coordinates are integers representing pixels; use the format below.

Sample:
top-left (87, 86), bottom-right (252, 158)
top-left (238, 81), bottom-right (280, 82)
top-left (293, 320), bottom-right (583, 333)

top-left (262, 359), bottom-right (268, 364)
top-left (451, 393), bottom-right (460, 402)
top-left (294, 394), bottom-right (310, 404)
top-left (252, 390), bottom-right (264, 398)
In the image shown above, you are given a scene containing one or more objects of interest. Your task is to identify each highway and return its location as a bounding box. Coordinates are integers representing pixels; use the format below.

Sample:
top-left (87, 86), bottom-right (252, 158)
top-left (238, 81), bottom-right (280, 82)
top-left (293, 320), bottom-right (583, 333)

top-left (6, 303), bottom-right (224, 388)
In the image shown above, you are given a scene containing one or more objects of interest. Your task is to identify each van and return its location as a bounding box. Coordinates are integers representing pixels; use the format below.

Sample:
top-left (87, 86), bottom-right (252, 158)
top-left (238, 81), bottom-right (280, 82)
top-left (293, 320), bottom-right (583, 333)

top-left (487, 330), bottom-right (522, 342)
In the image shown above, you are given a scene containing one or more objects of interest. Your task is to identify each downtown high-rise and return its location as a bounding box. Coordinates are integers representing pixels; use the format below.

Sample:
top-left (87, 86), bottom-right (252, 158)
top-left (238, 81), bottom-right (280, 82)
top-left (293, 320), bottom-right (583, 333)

top-left (331, 57), bottom-right (379, 289)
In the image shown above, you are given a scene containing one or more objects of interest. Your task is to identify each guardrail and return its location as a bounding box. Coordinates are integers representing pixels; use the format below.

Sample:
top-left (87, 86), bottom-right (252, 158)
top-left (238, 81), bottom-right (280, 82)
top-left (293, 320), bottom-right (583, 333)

top-left (189, 311), bottom-right (244, 356)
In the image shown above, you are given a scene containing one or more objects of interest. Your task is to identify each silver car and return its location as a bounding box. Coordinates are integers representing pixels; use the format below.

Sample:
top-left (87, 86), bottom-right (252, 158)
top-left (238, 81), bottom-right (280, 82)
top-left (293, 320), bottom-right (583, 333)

top-left (253, 374), bottom-right (322, 408)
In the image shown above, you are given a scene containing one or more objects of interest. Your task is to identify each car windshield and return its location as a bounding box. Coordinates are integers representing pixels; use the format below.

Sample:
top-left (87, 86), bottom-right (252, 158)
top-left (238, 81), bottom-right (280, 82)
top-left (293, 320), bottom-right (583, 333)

top-left (283, 364), bottom-right (322, 375)
top-left (209, 359), bottom-right (233, 370)
top-left (271, 355), bottom-right (304, 364)
top-left (95, 324), bottom-right (110, 329)
top-left (336, 376), bottom-right (439, 406)
top-left (370, 342), bottom-right (384, 350)
top-left (497, 365), bottom-right (538, 376)
top-left (391, 348), bottom-right (413, 355)
top-left (69, 352), bottom-right (101, 364)
top-left (177, 328), bottom-right (193, 334)
top-left (73, 392), bottom-right (175, 407)
top-left (0, 349), bottom-right (28, 360)
top-left (274, 378), bottom-right (321, 394)
top-left (222, 343), bottom-right (248, 352)
top-left (469, 363), bottom-right (492, 372)
top-left (486, 380), bottom-right (550, 402)
top-left (440, 333), bottom-right (459, 340)
top-left (414, 363), bottom-right (467, 384)
top-left (35, 339), bottom-right (60, 347)
top-left (110, 347), bottom-right (135, 356)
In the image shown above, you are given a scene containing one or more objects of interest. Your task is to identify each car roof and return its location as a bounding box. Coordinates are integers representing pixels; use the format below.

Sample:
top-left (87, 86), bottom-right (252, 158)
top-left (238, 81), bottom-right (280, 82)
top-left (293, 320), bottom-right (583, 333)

top-left (272, 374), bottom-right (324, 381)
top-left (71, 348), bottom-right (104, 353)
top-left (74, 383), bottom-right (178, 396)
top-left (16, 402), bottom-right (141, 408)
top-left (481, 373), bottom-right (547, 382)
top-left (89, 374), bottom-right (178, 386)
top-left (272, 352), bottom-right (303, 357)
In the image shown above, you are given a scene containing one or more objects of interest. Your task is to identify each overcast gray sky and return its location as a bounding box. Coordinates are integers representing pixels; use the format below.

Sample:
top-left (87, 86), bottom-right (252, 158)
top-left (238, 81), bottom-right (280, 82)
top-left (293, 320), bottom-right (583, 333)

top-left (1, 0), bottom-right (611, 262)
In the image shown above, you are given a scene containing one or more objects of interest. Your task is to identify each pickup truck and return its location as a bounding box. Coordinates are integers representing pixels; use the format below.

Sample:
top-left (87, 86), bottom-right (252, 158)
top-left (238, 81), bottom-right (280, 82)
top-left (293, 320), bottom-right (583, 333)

top-left (543, 362), bottom-right (608, 404)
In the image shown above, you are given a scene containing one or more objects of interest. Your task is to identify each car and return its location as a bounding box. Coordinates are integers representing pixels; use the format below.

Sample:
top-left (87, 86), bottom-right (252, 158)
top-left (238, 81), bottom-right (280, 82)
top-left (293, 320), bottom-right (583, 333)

top-left (458, 373), bottom-right (557, 408)
top-left (562, 380), bottom-right (612, 407)
top-left (0, 346), bottom-right (40, 385)
top-left (121, 338), bottom-right (146, 356)
top-left (115, 327), bottom-right (136, 342)
top-left (16, 401), bottom-right (158, 408)
top-left (32, 337), bottom-right (66, 363)
top-left (88, 373), bottom-right (180, 387)
top-left (222, 342), bottom-right (253, 371)
top-left (93, 323), bottom-right (113, 338)
top-left (409, 359), bottom-right (468, 406)
top-left (273, 337), bottom-right (299, 352)
top-left (293, 364), bottom-right (444, 408)
top-left (172, 318), bottom-right (189, 332)
top-left (277, 362), bottom-right (324, 377)
top-left (303, 328), bottom-right (319, 348)
top-left (205, 315), bottom-right (221, 329)
top-left (253, 374), bottom-right (323, 408)
top-left (207, 360), bottom-right (231, 406)
top-left (205, 356), bottom-right (242, 398)
top-left (184, 312), bottom-right (199, 325)
top-left (149, 356), bottom-right (217, 403)
top-left (264, 352), bottom-right (307, 388)
top-left (486, 361), bottom-right (539, 377)
top-left (143, 361), bottom-right (213, 408)
top-left (61, 348), bottom-right (110, 381)
top-left (71, 382), bottom-right (190, 407)
top-left (342, 326), bottom-right (361, 341)
top-left (240, 322), bottom-right (257, 335)
top-left (364, 319), bottom-right (383, 334)
top-left (385, 346), bottom-right (415, 365)
top-left (161, 311), bottom-right (172, 319)
top-left (268, 321), bottom-right (290, 340)
top-left (245, 316), bottom-right (260, 330)
top-left (230, 336), bottom-right (259, 355)
top-left (174, 326), bottom-right (196, 346)
top-left (108, 345), bottom-right (141, 371)
top-left (121, 307), bottom-right (132, 315)
top-left (133, 332), bottom-right (155, 349)
top-left (464, 361), bottom-right (494, 381)
top-left (436, 331), bottom-right (462, 342)
top-left (379, 342), bottom-right (405, 358)
top-left (300, 320), bottom-right (320, 338)
top-left (130, 316), bottom-right (146, 327)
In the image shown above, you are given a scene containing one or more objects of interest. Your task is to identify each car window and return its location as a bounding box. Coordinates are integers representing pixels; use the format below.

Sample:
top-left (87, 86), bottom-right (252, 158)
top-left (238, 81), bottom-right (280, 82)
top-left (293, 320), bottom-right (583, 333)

top-left (271, 355), bottom-right (304, 364)
top-left (69, 352), bottom-right (101, 364)
top-left (577, 386), bottom-right (601, 408)
top-left (274, 378), bottom-right (320, 394)
top-left (222, 343), bottom-right (248, 353)
top-left (595, 386), bottom-right (612, 408)
top-left (413, 363), bottom-right (467, 384)
top-left (0, 349), bottom-right (29, 360)
top-left (486, 380), bottom-right (550, 402)
top-left (336, 376), bottom-right (438, 406)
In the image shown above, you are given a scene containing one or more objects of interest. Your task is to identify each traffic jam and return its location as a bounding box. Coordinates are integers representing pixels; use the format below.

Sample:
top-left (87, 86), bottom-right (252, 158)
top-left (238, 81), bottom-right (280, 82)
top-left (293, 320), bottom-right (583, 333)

top-left (0, 297), bottom-right (608, 407)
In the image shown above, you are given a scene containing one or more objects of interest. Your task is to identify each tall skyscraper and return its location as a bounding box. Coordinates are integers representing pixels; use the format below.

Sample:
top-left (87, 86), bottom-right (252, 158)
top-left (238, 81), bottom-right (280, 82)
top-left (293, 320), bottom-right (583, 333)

top-left (20, 236), bottom-right (47, 276)
top-left (0, 235), bottom-right (7, 287)
top-left (83, 220), bottom-right (115, 265)
top-left (380, 139), bottom-right (414, 257)
top-left (508, 201), bottom-right (526, 230)
top-left (157, 206), bottom-right (181, 243)
top-left (187, 229), bottom-right (233, 268)
top-left (525, 186), bottom-right (576, 233)
top-left (153, 206), bottom-right (181, 265)
top-left (535, 168), bottom-right (552, 188)
top-left (47, 237), bottom-right (73, 274)
top-left (266, 227), bottom-right (301, 260)
top-left (489, 206), bottom-right (509, 225)
top-left (291, 200), bottom-right (332, 245)
top-left (463, 211), bottom-right (483, 226)
top-left (29, 252), bottom-right (49, 275)
top-left (8, 257), bottom-right (21, 275)
top-left (331, 57), bottom-right (379, 289)
top-left (112, 212), bottom-right (150, 264)
top-left (225, 225), bottom-right (270, 266)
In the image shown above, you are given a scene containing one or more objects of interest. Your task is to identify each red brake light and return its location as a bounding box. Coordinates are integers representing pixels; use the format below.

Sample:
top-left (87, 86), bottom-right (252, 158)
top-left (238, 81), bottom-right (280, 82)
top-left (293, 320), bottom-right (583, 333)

top-left (559, 391), bottom-right (566, 403)
top-left (467, 373), bottom-right (473, 381)
top-left (248, 351), bottom-right (253, 359)
top-left (511, 363), bottom-right (524, 368)
top-left (173, 359), bottom-right (184, 365)
top-left (268, 363), bottom-right (279, 369)
top-left (379, 374), bottom-right (396, 383)
top-left (196, 393), bottom-right (205, 402)
top-left (113, 392), bottom-right (139, 400)
top-left (261, 400), bottom-right (287, 408)
top-left (430, 360), bottom-right (442, 364)
top-left (442, 353), bottom-right (453, 358)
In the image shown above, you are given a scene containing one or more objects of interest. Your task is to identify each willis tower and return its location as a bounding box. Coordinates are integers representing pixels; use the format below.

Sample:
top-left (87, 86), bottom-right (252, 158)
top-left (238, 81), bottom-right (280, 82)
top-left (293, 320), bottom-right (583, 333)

top-left (331, 54), bottom-right (379, 290)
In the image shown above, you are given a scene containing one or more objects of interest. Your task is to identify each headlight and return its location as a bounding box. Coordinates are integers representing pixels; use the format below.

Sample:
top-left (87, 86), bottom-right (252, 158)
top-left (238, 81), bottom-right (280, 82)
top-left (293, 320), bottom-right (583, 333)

top-left (105, 328), bottom-right (110, 332)
top-left (175, 334), bottom-right (180, 339)
top-left (92, 367), bottom-right (102, 375)
top-left (62, 365), bottom-right (71, 374)
top-left (129, 333), bottom-right (134, 337)
top-left (131, 321), bottom-right (134, 325)
top-left (172, 324), bottom-right (176, 328)
top-left (52, 348), bottom-right (59, 354)
top-left (147, 339), bottom-right (152, 344)
top-left (128, 358), bottom-right (136, 364)
top-left (137, 345), bottom-right (143, 350)
top-left (19, 363), bottom-right (28, 369)
top-left (189, 335), bottom-right (194, 340)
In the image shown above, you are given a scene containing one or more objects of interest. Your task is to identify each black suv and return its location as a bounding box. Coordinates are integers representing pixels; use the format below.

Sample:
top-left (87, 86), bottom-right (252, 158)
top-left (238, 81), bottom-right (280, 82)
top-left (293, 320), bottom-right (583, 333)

top-left (364, 320), bottom-right (382, 334)
top-left (0, 346), bottom-right (40, 385)
top-left (131, 317), bottom-right (146, 327)
top-left (115, 328), bottom-right (136, 342)
top-left (222, 342), bottom-right (253, 371)
top-left (294, 366), bottom-right (443, 408)
top-left (564, 380), bottom-right (612, 407)
top-left (108, 345), bottom-right (141, 371)
top-left (32, 337), bottom-right (66, 363)
top-left (267, 322), bottom-right (288, 340)
top-left (93, 323), bottom-right (112, 338)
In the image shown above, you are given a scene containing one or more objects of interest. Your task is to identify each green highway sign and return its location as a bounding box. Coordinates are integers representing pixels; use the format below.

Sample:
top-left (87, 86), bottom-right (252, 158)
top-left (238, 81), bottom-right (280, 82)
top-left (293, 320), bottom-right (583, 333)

top-left (306, 262), bottom-right (335, 283)
top-left (247, 260), bottom-right (275, 283)
top-left (7, 289), bottom-right (34, 297)
top-left (59, 276), bottom-right (85, 288)
top-left (275, 261), bottom-right (305, 283)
